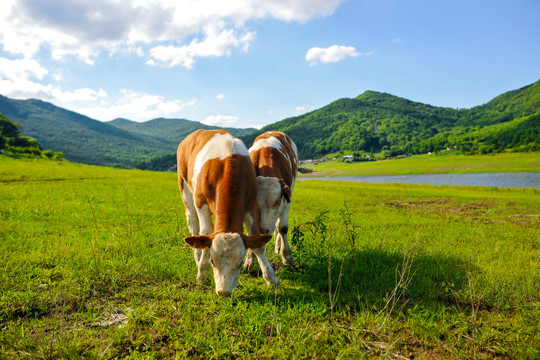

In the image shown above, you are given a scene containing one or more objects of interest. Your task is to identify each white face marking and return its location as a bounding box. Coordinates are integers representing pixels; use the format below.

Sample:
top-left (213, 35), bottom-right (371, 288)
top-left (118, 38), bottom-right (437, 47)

top-left (256, 176), bottom-right (285, 232)
top-left (210, 233), bottom-right (246, 296)
top-left (193, 132), bottom-right (249, 188)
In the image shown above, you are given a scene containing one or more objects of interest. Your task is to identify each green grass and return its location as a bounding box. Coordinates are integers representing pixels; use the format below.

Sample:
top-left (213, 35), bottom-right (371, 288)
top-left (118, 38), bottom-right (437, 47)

top-left (304, 151), bottom-right (540, 177)
top-left (1, 156), bottom-right (539, 359)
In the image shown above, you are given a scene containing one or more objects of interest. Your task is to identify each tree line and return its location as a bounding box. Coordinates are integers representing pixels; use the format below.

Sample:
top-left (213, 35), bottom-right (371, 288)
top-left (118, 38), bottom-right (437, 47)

top-left (0, 113), bottom-right (63, 159)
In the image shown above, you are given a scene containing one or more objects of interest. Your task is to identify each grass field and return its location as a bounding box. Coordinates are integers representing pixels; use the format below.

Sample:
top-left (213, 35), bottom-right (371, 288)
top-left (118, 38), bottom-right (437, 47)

top-left (1, 156), bottom-right (539, 359)
top-left (303, 151), bottom-right (540, 177)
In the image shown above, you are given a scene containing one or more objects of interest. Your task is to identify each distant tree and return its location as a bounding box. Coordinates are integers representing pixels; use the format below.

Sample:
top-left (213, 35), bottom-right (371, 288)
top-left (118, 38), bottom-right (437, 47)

top-left (0, 116), bottom-right (19, 138)
top-left (0, 112), bottom-right (60, 158)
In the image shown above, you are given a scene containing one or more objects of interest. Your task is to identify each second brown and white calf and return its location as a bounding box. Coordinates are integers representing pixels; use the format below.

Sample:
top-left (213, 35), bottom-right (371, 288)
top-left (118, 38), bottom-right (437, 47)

top-left (177, 129), bottom-right (278, 296)
top-left (248, 131), bottom-right (306, 266)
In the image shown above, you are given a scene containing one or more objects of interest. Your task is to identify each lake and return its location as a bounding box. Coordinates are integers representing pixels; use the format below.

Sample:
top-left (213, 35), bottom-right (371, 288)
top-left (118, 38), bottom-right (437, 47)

top-left (298, 172), bottom-right (540, 189)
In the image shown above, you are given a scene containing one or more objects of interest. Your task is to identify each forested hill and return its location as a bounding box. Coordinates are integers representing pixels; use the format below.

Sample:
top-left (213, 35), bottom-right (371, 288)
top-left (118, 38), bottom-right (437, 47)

top-left (242, 80), bottom-right (539, 159)
top-left (0, 80), bottom-right (537, 169)
top-left (0, 112), bottom-right (62, 159)
top-left (0, 95), bottom-right (174, 167)
top-left (107, 118), bottom-right (255, 143)
top-left (0, 96), bottom-right (256, 168)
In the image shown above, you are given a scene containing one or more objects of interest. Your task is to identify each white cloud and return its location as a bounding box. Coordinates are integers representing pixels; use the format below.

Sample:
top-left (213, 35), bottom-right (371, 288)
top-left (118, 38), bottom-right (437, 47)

top-left (0, 56), bottom-right (107, 101)
top-left (391, 38), bottom-right (402, 44)
top-left (202, 115), bottom-right (239, 127)
top-left (76, 90), bottom-right (197, 122)
top-left (0, 0), bottom-right (349, 123)
top-left (0, 55), bottom-right (195, 122)
top-left (305, 45), bottom-right (360, 65)
top-left (147, 23), bottom-right (255, 69)
top-left (0, 57), bottom-right (48, 82)
top-left (295, 105), bottom-right (315, 113)
top-left (217, 93), bottom-right (225, 100)
top-left (52, 71), bottom-right (63, 82)
top-left (1, 0), bottom-right (347, 67)
top-left (53, 88), bottom-right (108, 102)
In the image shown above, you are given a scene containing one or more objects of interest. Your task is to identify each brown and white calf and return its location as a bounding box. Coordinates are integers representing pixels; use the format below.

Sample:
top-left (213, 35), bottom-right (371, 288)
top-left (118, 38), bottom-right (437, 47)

top-left (177, 129), bottom-right (278, 296)
top-left (248, 131), bottom-right (306, 266)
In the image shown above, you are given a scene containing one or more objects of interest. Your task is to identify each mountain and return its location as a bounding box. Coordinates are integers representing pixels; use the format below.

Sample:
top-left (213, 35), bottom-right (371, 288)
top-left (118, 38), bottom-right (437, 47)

top-left (1, 80), bottom-right (537, 169)
top-left (241, 80), bottom-right (540, 159)
top-left (107, 117), bottom-right (255, 142)
top-left (0, 112), bottom-right (63, 159)
top-left (463, 81), bottom-right (540, 126)
top-left (0, 96), bottom-right (256, 168)
top-left (0, 95), bottom-right (173, 167)
top-left (409, 81), bottom-right (540, 155)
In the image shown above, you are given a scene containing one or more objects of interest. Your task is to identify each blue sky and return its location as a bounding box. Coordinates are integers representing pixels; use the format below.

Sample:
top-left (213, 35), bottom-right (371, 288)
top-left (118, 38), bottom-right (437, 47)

top-left (1, 0), bottom-right (538, 129)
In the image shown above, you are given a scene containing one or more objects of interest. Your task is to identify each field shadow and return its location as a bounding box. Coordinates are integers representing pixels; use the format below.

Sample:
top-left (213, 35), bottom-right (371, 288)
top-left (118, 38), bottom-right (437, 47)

top-left (244, 247), bottom-right (475, 313)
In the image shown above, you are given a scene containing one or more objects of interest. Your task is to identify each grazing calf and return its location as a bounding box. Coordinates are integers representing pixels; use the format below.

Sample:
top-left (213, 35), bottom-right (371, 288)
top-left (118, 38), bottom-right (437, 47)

top-left (177, 129), bottom-right (278, 296)
top-left (247, 131), bottom-right (306, 266)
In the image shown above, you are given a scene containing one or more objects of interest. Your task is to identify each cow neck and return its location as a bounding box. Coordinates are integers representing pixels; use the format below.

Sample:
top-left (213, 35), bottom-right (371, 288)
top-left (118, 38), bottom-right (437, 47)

top-left (256, 150), bottom-right (293, 186)
top-left (213, 157), bottom-right (247, 234)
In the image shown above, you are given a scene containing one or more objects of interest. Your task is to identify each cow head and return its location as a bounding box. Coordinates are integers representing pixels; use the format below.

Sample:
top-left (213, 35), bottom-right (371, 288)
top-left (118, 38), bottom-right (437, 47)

top-left (255, 176), bottom-right (291, 234)
top-left (184, 232), bottom-right (272, 296)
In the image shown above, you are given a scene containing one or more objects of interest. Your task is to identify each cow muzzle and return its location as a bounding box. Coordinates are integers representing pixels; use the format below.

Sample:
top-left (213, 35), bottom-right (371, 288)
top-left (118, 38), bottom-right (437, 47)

top-left (260, 227), bottom-right (270, 235)
top-left (217, 289), bottom-right (232, 297)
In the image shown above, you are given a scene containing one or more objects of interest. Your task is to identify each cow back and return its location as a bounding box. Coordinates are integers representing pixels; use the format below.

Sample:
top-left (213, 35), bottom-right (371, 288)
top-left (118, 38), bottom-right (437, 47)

top-left (249, 131), bottom-right (298, 187)
top-left (177, 129), bottom-right (257, 233)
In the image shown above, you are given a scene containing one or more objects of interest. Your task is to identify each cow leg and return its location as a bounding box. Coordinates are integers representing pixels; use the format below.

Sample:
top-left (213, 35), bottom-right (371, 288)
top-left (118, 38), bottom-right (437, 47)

top-left (251, 246), bottom-right (280, 287)
top-left (274, 226), bottom-right (281, 254)
top-left (243, 213), bottom-right (258, 270)
top-left (195, 204), bottom-right (214, 283)
top-left (181, 183), bottom-right (203, 266)
top-left (182, 181), bottom-right (200, 236)
top-left (276, 209), bottom-right (293, 266)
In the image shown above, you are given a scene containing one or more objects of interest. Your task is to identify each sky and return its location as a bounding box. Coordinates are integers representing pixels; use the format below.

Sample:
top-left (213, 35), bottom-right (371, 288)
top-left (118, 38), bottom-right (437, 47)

top-left (1, 0), bottom-right (539, 129)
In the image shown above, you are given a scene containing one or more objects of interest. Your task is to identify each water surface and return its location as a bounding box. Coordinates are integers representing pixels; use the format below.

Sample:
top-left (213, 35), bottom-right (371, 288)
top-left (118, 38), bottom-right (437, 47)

top-left (299, 172), bottom-right (540, 189)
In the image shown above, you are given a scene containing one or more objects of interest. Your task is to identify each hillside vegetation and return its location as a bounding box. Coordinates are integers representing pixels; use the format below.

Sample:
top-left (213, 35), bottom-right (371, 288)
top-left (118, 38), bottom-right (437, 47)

top-left (1, 80), bottom-right (537, 169)
top-left (242, 80), bottom-right (540, 159)
top-left (0, 96), bottom-right (255, 168)
top-left (0, 96), bottom-right (169, 167)
top-left (0, 112), bottom-right (62, 159)
top-left (109, 118), bottom-right (256, 171)
top-left (107, 117), bottom-right (255, 143)
top-left (1, 157), bottom-right (538, 358)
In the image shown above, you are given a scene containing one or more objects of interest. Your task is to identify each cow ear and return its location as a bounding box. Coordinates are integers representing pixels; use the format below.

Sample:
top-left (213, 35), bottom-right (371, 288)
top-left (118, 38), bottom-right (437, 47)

top-left (280, 180), bottom-right (292, 203)
top-left (184, 235), bottom-right (213, 249)
top-left (241, 234), bottom-right (273, 249)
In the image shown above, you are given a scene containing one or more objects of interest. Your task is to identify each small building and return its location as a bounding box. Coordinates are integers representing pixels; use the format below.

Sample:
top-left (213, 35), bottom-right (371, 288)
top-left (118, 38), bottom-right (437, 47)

top-left (343, 155), bottom-right (353, 159)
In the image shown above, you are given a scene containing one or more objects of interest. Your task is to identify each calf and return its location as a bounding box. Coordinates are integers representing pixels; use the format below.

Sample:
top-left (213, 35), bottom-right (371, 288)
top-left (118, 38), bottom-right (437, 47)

top-left (248, 131), bottom-right (305, 266)
top-left (177, 129), bottom-right (278, 296)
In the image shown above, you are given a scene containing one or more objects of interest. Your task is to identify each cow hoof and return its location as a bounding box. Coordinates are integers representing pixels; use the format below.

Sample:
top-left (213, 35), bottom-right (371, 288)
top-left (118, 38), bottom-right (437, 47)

top-left (244, 256), bottom-right (256, 271)
top-left (282, 258), bottom-right (294, 266)
top-left (263, 274), bottom-right (280, 287)
top-left (196, 274), bottom-right (210, 284)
